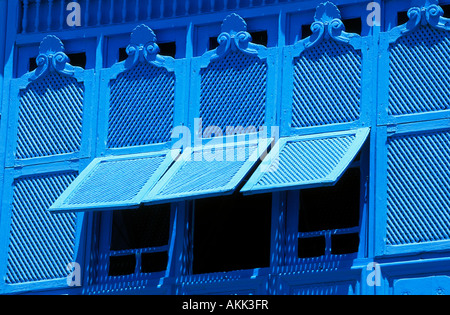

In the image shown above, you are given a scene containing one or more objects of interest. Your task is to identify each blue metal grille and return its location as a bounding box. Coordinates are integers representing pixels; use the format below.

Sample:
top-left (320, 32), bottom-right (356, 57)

top-left (6, 172), bottom-right (78, 284)
top-left (108, 62), bottom-right (175, 148)
top-left (200, 52), bottom-right (267, 133)
top-left (389, 26), bottom-right (450, 115)
top-left (16, 73), bottom-right (84, 160)
top-left (292, 40), bottom-right (362, 128)
top-left (386, 131), bottom-right (450, 245)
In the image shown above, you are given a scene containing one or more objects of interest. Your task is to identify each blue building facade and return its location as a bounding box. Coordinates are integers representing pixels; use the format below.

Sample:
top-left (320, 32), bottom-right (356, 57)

top-left (0, 0), bottom-right (448, 295)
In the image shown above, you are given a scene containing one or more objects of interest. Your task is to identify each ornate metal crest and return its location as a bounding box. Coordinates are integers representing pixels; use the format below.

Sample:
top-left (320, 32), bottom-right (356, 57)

top-left (124, 24), bottom-right (166, 68)
top-left (401, 0), bottom-right (447, 34)
top-left (304, 2), bottom-right (358, 49)
top-left (211, 13), bottom-right (258, 61)
top-left (30, 35), bottom-right (75, 81)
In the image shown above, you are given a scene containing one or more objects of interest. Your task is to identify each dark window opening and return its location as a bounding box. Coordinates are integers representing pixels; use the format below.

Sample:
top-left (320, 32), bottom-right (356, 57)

top-left (110, 204), bottom-right (171, 251)
top-left (108, 204), bottom-right (171, 277)
top-left (108, 255), bottom-right (136, 276)
top-left (298, 237), bottom-right (326, 259)
top-left (209, 30), bottom-right (268, 50)
top-left (159, 42), bottom-right (177, 58)
top-left (209, 36), bottom-right (219, 50)
top-left (193, 193), bottom-right (272, 274)
top-left (249, 31), bottom-right (268, 46)
top-left (141, 251), bottom-right (169, 273)
top-left (331, 233), bottom-right (360, 255)
top-left (443, 4), bottom-right (450, 18)
top-left (297, 167), bottom-right (361, 259)
top-left (397, 11), bottom-right (409, 26)
top-left (118, 47), bottom-right (128, 62)
top-left (29, 52), bottom-right (87, 72)
top-left (353, 151), bottom-right (362, 162)
top-left (301, 24), bottom-right (313, 39)
top-left (299, 168), bottom-right (361, 233)
top-left (342, 18), bottom-right (362, 35)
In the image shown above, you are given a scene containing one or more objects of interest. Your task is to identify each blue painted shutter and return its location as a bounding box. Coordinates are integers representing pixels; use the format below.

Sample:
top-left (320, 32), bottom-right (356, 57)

top-left (241, 128), bottom-right (369, 194)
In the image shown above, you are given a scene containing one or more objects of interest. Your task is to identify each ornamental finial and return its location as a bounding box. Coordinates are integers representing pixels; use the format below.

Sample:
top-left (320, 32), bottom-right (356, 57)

top-left (125, 24), bottom-right (161, 66)
top-left (30, 35), bottom-right (75, 81)
top-left (314, 1), bottom-right (341, 23)
top-left (211, 13), bottom-right (258, 61)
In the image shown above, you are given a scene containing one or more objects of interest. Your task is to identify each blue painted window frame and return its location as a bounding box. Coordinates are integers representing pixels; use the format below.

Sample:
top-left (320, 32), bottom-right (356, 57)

top-left (283, 138), bottom-right (370, 264)
top-left (94, 204), bottom-right (177, 284)
top-left (5, 41), bottom-right (96, 168)
top-left (281, 3), bottom-right (373, 138)
top-left (97, 25), bottom-right (188, 156)
top-left (375, 118), bottom-right (450, 257)
top-left (377, 0), bottom-right (450, 127)
top-left (188, 13), bottom-right (279, 144)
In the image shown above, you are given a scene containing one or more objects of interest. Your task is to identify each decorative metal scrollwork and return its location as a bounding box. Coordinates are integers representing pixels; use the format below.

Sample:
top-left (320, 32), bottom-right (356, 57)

top-left (30, 35), bottom-right (76, 81)
top-left (211, 13), bottom-right (258, 61)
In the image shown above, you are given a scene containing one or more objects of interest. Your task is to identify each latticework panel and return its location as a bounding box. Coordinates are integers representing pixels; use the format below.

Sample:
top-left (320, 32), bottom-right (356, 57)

top-left (389, 26), bottom-right (450, 116)
top-left (156, 144), bottom-right (257, 197)
top-left (386, 131), bottom-right (450, 245)
top-left (6, 172), bottom-right (78, 284)
top-left (16, 73), bottom-right (84, 160)
top-left (64, 155), bottom-right (166, 205)
top-left (200, 52), bottom-right (267, 134)
top-left (255, 134), bottom-right (356, 187)
top-left (108, 63), bottom-right (175, 148)
top-left (292, 40), bottom-right (362, 128)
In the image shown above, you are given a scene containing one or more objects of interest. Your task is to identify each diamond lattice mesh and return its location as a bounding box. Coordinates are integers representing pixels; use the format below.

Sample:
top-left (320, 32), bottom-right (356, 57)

top-left (389, 26), bottom-right (450, 116)
top-left (200, 52), bottom-right (267, 135)
top-left (255, 134), bottom-right (356, 187)
top-left (6, 172), bottom-right (78, 284)
top-left (16, 73), bottom-right (84, 159)
top-left (292, 40), bottom-right (362, 128)
top-left (386, 131), bottom-right (450, 245)
top-left (108, 62), bottom-right (175, 148)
